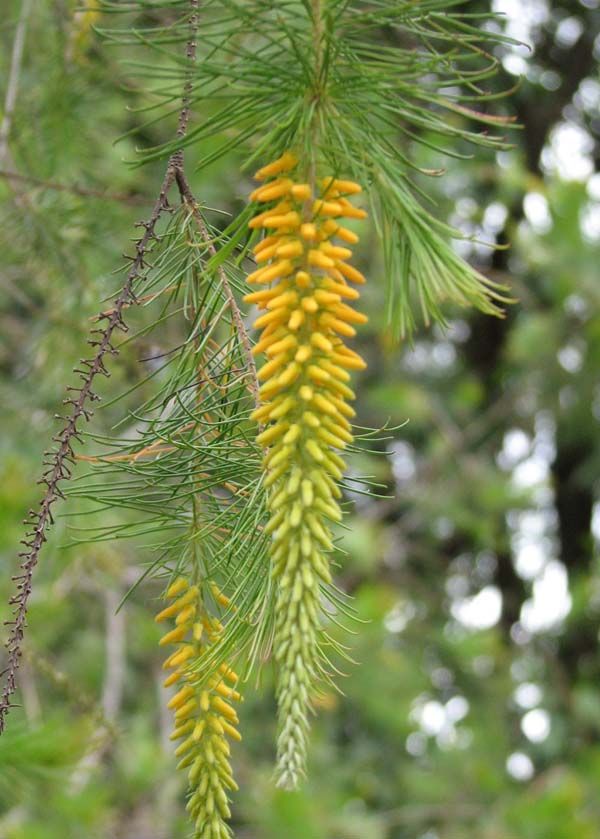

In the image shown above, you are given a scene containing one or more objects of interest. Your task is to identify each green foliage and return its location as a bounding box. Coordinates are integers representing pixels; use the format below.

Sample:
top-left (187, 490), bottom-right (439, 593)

top-left (2, 0), bottom-right (600, 838)
top-left (97, 0), bottom-right (517, 337)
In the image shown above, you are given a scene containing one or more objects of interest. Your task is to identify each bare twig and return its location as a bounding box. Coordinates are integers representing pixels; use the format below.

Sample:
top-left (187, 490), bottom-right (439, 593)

top-left (0, 0), bottom-right (200, 734)
top-left (0, 165), bottom-right (174, 734)
top-left (0, 0), bottom-right (34, 166)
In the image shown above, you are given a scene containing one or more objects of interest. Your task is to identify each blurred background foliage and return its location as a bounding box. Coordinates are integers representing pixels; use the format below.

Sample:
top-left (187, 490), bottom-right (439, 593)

top-left (1, 1), bottom-right (600, 837)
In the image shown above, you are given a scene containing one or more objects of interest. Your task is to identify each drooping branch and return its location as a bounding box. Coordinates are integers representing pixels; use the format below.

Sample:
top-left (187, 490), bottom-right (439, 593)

top-left (0, 0), bottom-right (199, 734)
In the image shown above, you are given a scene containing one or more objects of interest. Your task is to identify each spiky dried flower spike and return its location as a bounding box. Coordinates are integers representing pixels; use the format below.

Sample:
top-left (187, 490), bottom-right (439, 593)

top-left (245, 152), bottom-right (368, 789)
top-left (157, 577), bottom-right (241, 839)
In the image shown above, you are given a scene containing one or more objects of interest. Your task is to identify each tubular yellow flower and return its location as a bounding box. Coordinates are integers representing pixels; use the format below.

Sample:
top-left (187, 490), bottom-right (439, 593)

top-left (245, 152), bottom-right (368, 789)
top-left (157, 578), bottom-right (241, 839)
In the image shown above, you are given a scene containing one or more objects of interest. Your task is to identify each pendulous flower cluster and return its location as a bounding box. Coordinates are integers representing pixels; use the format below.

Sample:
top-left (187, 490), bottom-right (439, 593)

top-left (245, 151), bottom-right (368, 788)
top-left (157, 578), bottom-right (241, 839)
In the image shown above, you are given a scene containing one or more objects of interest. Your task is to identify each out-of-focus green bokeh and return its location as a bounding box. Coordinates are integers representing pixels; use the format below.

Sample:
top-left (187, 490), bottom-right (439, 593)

top-left (1, 2), bottom-right (600, 837)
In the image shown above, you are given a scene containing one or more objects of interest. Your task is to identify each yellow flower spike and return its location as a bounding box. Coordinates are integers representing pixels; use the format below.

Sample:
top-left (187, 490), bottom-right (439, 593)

top-left (263, 444), bottom-right (292, 472)
top-left (247, 154), bottom-right (367, 790)
top-left (157, 578), bottom-right (241, 839)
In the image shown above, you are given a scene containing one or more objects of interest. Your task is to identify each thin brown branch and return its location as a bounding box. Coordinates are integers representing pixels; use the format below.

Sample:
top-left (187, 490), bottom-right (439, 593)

top-left (0, 0), bottom-right (199, 734)
top-left (0, 165), bottom-right (174, 735)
